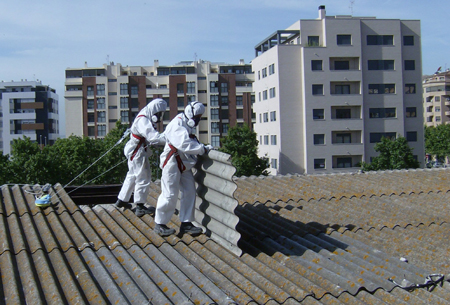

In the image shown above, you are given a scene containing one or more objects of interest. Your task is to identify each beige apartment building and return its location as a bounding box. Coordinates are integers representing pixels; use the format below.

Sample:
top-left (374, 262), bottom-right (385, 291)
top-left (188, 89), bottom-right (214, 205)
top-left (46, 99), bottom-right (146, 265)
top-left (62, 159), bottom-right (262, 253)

top-left (65, 60), bottom-right (255, 146)
top-left (423, 70), bottom-right (450, 127)
top-left (252, 5), bottom-right (424, 175)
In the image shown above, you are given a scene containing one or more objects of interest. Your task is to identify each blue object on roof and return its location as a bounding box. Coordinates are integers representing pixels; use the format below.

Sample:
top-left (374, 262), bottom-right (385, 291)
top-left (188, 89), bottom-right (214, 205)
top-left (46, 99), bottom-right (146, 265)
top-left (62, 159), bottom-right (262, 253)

top-left (35, 194), bottom-right (51, 207)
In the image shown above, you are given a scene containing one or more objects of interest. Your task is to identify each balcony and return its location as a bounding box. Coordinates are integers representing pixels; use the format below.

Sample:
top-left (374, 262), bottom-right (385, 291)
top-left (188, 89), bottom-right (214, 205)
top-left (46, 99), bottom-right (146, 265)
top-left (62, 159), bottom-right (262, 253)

top-left (329, 57), bottom-right (360, 71)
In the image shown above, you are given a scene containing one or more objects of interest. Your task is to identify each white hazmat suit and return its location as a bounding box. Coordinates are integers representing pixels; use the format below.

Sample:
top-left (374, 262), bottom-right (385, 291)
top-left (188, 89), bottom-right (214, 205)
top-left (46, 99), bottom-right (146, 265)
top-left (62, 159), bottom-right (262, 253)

top-left (117, 98), bottom-right (167, 210)
top-left (155, 102), bottom-right (211, 235)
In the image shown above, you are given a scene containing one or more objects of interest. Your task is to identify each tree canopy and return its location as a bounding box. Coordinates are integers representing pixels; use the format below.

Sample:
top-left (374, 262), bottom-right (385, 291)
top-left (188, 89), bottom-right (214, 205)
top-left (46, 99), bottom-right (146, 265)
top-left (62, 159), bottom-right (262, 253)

top-left (361, 136), bottom-right (420, 171)
top-left (424, 124), bottom-right (450, 160)
top-left (219, 124), bottom-right (269, 177)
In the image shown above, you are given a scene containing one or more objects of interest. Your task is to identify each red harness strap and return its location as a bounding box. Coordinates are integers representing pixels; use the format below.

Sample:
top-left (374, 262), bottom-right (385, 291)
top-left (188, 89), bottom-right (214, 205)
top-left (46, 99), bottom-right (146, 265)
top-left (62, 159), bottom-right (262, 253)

top-left (162, 144), bottom-right (186, 173)
top-left (129, 114), bottom-right (148, 161)
top-left (130, 133), bottom-right (146, 161)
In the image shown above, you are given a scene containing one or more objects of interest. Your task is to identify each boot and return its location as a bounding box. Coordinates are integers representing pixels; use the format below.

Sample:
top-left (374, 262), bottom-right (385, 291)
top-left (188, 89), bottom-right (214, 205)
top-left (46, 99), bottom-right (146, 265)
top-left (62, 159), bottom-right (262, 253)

top-left (115, 199), bottom-right (132, 209)
top-left (180, 222), bottom-right (203, 235)
top-left (135, 203), bottom-right (155, 217)
top-left (154, 223), bottom-right (176, 236)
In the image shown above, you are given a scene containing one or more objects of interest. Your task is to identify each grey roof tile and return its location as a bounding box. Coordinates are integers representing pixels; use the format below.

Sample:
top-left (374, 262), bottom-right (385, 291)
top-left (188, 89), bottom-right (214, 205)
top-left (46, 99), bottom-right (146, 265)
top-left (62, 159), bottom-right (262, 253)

top-left (3, 154), bottom-right (450, 304)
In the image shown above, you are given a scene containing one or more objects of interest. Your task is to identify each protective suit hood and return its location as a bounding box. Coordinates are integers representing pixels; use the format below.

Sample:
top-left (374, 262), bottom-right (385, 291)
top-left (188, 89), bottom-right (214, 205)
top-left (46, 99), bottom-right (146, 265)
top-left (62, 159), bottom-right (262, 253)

top-left (184, 102), bottom-right (205, 119)
top-left (143, 98), bottom-right (167, 119)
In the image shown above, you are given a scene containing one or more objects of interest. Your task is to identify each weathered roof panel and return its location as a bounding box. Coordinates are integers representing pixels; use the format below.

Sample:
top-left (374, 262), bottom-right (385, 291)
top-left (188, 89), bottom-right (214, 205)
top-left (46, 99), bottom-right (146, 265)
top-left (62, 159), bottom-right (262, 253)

top-left (2, 155), bottom-right (450, 304)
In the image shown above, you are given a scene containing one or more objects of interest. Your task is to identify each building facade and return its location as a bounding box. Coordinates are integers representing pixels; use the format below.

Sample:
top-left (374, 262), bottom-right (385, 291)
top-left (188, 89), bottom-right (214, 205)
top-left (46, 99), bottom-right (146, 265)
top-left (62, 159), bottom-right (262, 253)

top-left (65, 60), bottom-right (255, 146)
top-left (252, 5), bottom-right (424, 175)
top-left (0, 81), bottom-right (59, 155)
top-left (423, 70), bottom-right (450, 127)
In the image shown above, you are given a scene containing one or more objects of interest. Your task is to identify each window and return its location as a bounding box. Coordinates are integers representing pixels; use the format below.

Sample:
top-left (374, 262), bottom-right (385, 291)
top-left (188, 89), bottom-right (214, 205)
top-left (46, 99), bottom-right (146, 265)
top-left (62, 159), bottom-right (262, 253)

top-left (177, 83), bottom-right (184, 94)
top-left (87, 100), bottom-right (94, 110)
top-left (336, 109), bottom-right (351, 119)
top-left (404, 84), bottom-right (416, 94)
top-left (263, 112), bottom-right (269, 122)
top-left (221, 82), bottom-right (228, 93)
top-left (311, 60), bottom-right (323, 71)
top-left (87, 86), bottom-right (94, 96)
top-left (436, 106), bottom-right (441, 112)
top-left (211, 136), bottom-right (220, 147)
top-left (314, 159), bottom-right (325, 169)
top-left (120, 83), bottom-right (128, 95)
top-left (220, 108), bottom-right (229, 119)
top-left (236, 109), bottom-right (243, 119)
top-left (370, 132), bottom-right (396, 143)
top-left (96, 84), bottom-right (105, 95)
top-left (367, 35), bottom-right (393, 45)
top-left (406, 107), bottom-right (416, 118)
top-left (223, 123), bottom-right (229, 134)
top-left (236, 96), bottom-right (243, 106)
top-left (435, 96), bottom-right (441, 102)
top-left (177, 97), bottom-right (184, 107)
top-left (97, 125), bottom-right (106, 137)
top-left (258, 92), bottom-right (261, 102)
top-left (334, 61), bottom-right (350, 70)
top-left (308, 36), bottom-right (319, 46)
top-left (368, 60), bottom-right (394, 70)
top-left (313, 109), bottom-right (324, 120)
top-left (211, 122), bottom-right (219, 133)
top-left (263, 90), bottom-right (268, 100)
top-left (88, 113), bottom-right (95, 123)
top-left (211, 108), bottom-right (219, 120)
top-left (337, 157), bottom-right (352, 168)
top-left (258, 71), bottom-right (260, 80)
top-left (269, 64), bottom-right (275, 75)
top-left (262, 68), bottom-right (267, 78)
top-left (120, 110), bottom-right (129, 123)
top-left (406, 131), bottom-right (417, 142)
top-left (210, 82), bottom-right (218, 93)
top-left (403, 35), bottom-right (414, 46)
top-left (271, 135), bottom-right (277, 145)
top-left (97, 111), bottom-right (106, 122)
top-left (270, 111), bottom-right (276, 121)
top-left (312, 84), bottom-right (323, 95)
top-left (187, 82), bottom-right (195, 94)
top-left (334, 85), bottom-right (350, 94)
top-left (269, 87), bottom-right (276, 98)
top-left (221, 96), bottom-right (228, 106)
top-left (271, 159), bottom-right (277, 169)
top-left (210, 95), bottom-right (219, 106)
top-left (120, 97), bottom-right (129, 108)
top-left (337, 34), bottom-right (351, 45)
top-left (88, 126), bottom-right (95, 137)
top-left (369, 108), bottom-right (396, 118)
top-left (96, 98), bottom-right (105, 109)
top-left (264, 135), bottom-right (269, 145)
top-left (336, 133), bottom-right (351, 144)
top-left (368, 84), bottom-right (395, 94)
top-left (314, 134), bottom-right (325, 145)
top-left (404, 60), bottom-right (415, 70)
top-left (436, 116), bottom-right (441, 122)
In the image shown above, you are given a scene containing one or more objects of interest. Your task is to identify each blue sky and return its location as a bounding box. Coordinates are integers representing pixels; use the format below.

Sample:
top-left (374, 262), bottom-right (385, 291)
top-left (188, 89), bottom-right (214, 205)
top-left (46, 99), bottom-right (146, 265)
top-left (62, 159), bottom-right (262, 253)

top-left (1, 0), bottom-right (448, 136)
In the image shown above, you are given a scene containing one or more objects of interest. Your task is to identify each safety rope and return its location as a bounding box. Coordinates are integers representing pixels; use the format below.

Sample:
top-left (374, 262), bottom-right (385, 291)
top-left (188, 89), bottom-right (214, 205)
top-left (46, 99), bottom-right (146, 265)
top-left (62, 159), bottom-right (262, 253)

top-left (388, 273), bottom-right (445, 291)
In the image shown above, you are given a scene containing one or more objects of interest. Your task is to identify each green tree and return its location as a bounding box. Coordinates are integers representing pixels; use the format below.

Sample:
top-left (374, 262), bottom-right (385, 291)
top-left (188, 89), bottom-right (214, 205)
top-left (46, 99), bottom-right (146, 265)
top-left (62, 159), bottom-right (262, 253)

top-left (219, 124), bottom-right (269, 177)
top-left (0, 154), bottom-right (13, 184)
top-left (424, 125), bottom-right (450, 161)
top-left (361, 136), bottom-right (420, 171)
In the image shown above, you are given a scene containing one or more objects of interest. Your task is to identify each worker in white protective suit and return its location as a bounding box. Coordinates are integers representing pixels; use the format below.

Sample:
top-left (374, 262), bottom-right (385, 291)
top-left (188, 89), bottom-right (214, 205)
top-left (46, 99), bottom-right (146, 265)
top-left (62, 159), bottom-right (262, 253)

top-left (154, 101), bottom-right (213, 236)
top-left (115, 98), bottom-right (167, 217)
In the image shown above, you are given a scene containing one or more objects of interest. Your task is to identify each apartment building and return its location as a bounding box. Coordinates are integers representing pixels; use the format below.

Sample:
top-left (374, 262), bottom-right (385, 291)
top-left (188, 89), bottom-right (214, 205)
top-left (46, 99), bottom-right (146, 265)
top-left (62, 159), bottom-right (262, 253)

top-left (423, 70), bottom-right (450, 127)
top-left (252, 5), bottom-right (424, 175)
top-left (0, 80), bottom-right (59, 155)
top-left (65, 60), bottom-right (255, 146)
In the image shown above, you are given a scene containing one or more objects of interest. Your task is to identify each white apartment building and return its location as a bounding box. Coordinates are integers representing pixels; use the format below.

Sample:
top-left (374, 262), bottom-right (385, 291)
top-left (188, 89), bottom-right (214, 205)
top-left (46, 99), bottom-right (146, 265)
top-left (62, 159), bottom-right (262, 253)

top-left (65, 60), bottom-right (255, 146)
top-left (252, 5), bottom-right (424, 175)
top-left (0, 80), bottom-right (59, 155)
top-left (423, 70), bottom-right (450, 127)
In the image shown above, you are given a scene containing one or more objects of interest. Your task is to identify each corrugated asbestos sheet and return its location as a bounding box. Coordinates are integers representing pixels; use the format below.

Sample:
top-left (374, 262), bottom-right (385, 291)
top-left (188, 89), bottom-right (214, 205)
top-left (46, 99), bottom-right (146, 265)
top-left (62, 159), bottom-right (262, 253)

top-left (1, 154), bottom-right (450, 304)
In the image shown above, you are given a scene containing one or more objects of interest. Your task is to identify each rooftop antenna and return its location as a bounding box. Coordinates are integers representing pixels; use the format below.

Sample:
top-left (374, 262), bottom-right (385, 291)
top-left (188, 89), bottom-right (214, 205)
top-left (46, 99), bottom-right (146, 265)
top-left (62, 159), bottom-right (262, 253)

top-left (349, 0), bottom-right (355, 15)
top-left (194, 52), bottom-right (198, 62)
top-left (106, 54), bottom-right (109, 64)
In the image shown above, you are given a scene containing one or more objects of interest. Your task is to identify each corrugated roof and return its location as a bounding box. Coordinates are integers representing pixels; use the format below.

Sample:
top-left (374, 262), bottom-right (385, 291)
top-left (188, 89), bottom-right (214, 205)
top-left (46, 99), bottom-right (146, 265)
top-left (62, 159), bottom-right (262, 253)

top-left (1, 154), bottom-right (450, 304)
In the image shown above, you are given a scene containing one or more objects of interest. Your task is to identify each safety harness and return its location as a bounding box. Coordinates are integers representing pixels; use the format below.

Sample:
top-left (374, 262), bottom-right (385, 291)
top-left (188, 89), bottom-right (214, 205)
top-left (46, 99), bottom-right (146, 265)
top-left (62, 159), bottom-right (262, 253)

top-left (130, 114), bottom-right (147, 161)
top-left (161, 134), bottom-right (199, 173)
